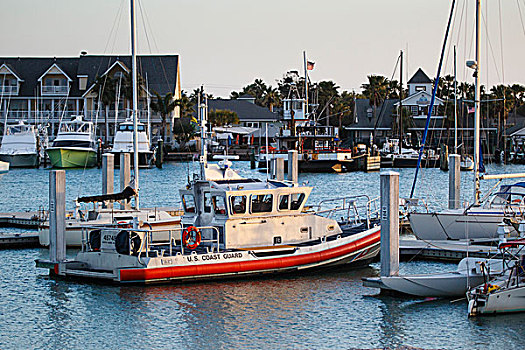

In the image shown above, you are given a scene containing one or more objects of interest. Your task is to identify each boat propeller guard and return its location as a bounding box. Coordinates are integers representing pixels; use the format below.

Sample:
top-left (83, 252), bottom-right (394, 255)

top-left (182, 226), bottom-right (201, 250)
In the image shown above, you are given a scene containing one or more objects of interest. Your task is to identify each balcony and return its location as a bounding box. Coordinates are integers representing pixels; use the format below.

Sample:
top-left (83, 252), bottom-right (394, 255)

top-left (41, 85), bottom-right (69, 95)
top-left (0, 85), bottom-right (19, 95)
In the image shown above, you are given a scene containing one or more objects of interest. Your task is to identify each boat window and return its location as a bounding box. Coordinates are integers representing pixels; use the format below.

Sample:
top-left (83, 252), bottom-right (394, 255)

top-left (137, 125), bottom-right (145, 132)
top-left (182, 194), bottom-right (196, 213)
top-left (230, 196), bottom-right (246, 214)
top-left (251, 194), bottom-right (273, 213)
top-left (119, 125), bottom-right (128, 131)
top-left (278, 195), bottom-right (289, 210)
top-left (204, 192), bottom-right (212, 213)
top-left (212, 195), bottom-right (227, 215)
top-left (52, 140), bottom-right (94, 148)
top-left (291, 193), bottom-right (305, 210)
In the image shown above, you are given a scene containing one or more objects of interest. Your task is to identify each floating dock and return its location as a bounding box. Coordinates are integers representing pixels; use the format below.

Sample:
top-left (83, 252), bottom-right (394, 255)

top-left (0, 232), bottom-right (40, 249)
top-left (0, 211), bottom-right (46, 228)
top-left (400, 238), bottom-right (500, 262)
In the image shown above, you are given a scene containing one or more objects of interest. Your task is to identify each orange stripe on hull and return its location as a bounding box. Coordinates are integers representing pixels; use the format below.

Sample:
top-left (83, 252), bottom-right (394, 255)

top-left (119, 228), bottom-right (380, 282)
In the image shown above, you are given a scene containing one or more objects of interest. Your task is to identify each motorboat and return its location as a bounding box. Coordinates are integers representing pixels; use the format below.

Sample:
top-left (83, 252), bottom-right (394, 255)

top-left (468, 239), bottom-right (525, 316)
top-left (364, 257), bottom-right (505, 297)
top-left (408, 182), bottom-right (525, 240)
top-left (46, 115), bottom-right (97, 168)
top-left (461, 155), bottom-right (474, 171)
top-left (110, 119), bottom-right (154, 167)
top-left (380, 139), bottom-right (440, 168)
top-left (0, 121), bottom-right (39, 167)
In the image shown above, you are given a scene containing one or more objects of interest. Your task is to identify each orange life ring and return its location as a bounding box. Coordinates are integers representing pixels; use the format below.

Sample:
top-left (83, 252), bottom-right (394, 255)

top-left (182, 226), bottom-right (201, 250)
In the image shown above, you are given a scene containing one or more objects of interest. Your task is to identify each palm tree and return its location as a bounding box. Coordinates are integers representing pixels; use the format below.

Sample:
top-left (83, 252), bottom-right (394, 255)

top-left (361, 75), bottom-right (389, 117)
top-left (262, 86), bottom-right (281, 112)
top-left (150, 92), bottom-right (177, 142)
top-left (92, 75), bottom-right (117, 145)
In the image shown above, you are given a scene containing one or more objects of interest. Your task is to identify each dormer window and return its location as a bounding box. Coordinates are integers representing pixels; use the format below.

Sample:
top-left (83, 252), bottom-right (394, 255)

top-left (114, 71), bottom-right (124, 79)
top-left (38, 63), bottom-right (72, 96)
top-left (367, 108), bottom-right (373, 118)
top-left (415, 86), bottom-right (426, 92)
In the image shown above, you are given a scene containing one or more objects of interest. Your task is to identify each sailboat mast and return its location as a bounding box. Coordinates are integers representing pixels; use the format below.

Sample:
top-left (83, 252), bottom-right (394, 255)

top-left (130, 0), bottom-right (140, 209)
top-left (399, 50), bottom-right (403, 153)
top-left (473, 0), bottom-right (481, 204)
top-left (454, 45), bottom-right (458, 153)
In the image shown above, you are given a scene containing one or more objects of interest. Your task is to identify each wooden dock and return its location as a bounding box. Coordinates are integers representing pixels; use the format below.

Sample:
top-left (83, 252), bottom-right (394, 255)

top-left (0, 232), bottom-right (40, 249)
top-left (400, 238), bottom-right (500, 262)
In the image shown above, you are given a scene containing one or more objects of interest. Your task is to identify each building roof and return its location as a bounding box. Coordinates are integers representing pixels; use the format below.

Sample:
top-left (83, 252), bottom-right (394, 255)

top-left (200, 99), bottom-right (279, 122)
top-left (344, 98), bottom-right (396, 131)
top-left (407, 68), bottom-right (432, 84)
top-left (0, 55), bottom-right (178, 97)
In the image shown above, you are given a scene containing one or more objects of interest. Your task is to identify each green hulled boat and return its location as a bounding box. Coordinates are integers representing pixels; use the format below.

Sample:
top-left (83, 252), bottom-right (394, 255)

top-left (46, 116), bottom-right (98, 168)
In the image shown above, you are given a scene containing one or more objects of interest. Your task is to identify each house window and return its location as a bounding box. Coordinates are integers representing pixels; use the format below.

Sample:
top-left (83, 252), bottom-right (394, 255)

top-left (415, 86), bottom-right (426, 91)
top-left (367, 108), bottom-right (373, 118)
top-left (411, 106), bottom-right (418, 115)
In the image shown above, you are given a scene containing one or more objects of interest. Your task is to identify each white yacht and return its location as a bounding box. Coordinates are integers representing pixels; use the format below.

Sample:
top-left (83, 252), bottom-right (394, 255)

top-left (110, 120), bottom-right (153, 167)
top-left (0, 121), bottom-right (39, 167)
top-left (46, 115), bottom-right (97, 168)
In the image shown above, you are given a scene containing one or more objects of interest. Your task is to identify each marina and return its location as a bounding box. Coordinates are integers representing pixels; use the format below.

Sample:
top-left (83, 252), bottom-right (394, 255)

top-left (3, 0), bottom-right (525, 348)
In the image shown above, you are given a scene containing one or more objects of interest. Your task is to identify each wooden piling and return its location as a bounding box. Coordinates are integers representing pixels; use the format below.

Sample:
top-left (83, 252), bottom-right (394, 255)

top-left (120, 153), bottom-right (131, 210)
top-left (449, 154), bottom-right (460, 210)
top-left (102, 153), bottom-right (114, 209)
top-left (49, 170), bottom-right (66, 263)
top-left (287, 150), bottom-right (298, 184)
top-left (380, 171), bottom-right (399, 277)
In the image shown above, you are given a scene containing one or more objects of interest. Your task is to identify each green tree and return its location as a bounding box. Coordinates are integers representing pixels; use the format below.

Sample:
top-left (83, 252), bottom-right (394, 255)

top-left (172, 117), bottom-right (196, 150)
top-left (92, 75), bottom-right (117, 145)
top-left (150, 92), bottom-right (177, 142)
top-left (361, 75), bottom-right (389, 118)
top-left (208, 109), bottom-right (239, 127)
top-left (262, 86), bottom-right (281, 112)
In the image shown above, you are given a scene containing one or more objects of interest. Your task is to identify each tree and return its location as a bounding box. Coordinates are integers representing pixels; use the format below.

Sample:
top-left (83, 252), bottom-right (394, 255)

top-left (361, 75), bottom-right (389, 118)
top-left (230, 78), bottom-right (268, 106)
top-left (208, 109), bottom-right (239, 127)
top-left (262, 86), bottom-right (281, 112)
top-left (150, 92), bottom-right (177, 142)
top-left (172, 117), bottom-right (196, 150)
top-left (175, 91), bottom-right (196, 119)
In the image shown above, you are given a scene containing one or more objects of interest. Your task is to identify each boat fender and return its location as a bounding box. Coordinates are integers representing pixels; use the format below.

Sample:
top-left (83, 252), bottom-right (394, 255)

top-left (115, 230), bottom-right (142, 255)
top-left (182, 226), bottom-right (201, 250)
top-left (89, 229), bottom-right (102, 251)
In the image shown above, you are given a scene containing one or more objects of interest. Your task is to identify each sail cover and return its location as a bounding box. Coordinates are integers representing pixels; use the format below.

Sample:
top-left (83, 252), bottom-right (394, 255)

top-left (77, 186), bottom-right (136, 203)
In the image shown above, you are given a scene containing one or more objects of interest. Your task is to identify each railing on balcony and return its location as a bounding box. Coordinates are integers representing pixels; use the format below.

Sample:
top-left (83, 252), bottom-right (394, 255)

top-left (0, 110), bottom-right (165, 124)
top-left (0, 85), bottom-right (18, 95)
top-left (41, 85), bottom-right (69, 95)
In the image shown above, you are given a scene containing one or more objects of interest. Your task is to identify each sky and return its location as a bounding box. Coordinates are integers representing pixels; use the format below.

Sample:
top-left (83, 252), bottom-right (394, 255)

top-left (1, 0), bottom-right (525, 98)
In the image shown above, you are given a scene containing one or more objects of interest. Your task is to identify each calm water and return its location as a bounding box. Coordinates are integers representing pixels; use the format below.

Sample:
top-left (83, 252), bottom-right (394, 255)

top-left (1, 162), bottom-right (525, 349)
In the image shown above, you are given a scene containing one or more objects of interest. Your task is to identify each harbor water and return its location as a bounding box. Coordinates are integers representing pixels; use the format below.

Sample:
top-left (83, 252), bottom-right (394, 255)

top-left (1, 162), bottom-right (525, 349)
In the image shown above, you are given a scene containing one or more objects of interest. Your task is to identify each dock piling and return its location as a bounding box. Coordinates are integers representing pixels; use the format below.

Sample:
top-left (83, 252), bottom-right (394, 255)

top-left (287, 150), bottom-right (298, 184)
top-left (49, 170), bottom-right (66, 263)
top-left (380, 171), bottom-right (399, 277)
top-left (120, 153), bottom-right (131, 210)
top-left (448, 154), bottom-right (460, 210)
top-left (250, 149), bottom-right (256, 169)
top-left (156, 139), bottom-right (163, 168)
top-left (102, 153), bottom-right (114, 209)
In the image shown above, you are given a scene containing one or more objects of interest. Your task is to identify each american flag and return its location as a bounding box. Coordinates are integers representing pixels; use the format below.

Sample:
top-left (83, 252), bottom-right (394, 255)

top-left (307, 61), bottom-right (315, 70)
top-left (468, 106), bottom-right (475, 114)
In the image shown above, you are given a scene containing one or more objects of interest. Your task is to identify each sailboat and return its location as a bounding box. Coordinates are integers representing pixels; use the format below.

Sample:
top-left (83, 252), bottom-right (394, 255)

top-left (0, 120), bottom-right (40, 167)
top-left (408, 0), bottom-right (525, 242)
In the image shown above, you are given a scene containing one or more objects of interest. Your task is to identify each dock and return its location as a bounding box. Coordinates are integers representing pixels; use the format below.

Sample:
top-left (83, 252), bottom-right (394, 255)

top-left (400, 238), bottom-right (500, 262)
top-left (0, 232), bottom-right (40, 249)
top-left (0, 211), bottom-right (46, 229)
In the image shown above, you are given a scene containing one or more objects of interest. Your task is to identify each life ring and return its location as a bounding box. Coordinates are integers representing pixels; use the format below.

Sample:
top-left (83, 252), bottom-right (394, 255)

top-left (182, 226), bottom-right (201, 250)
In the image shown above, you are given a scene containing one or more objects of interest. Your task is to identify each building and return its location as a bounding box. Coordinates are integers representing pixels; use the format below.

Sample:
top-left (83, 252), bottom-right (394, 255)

top-left (200, 95), bottom-right (280, 145)
top-left (0, 54), bottom-right (180, 142)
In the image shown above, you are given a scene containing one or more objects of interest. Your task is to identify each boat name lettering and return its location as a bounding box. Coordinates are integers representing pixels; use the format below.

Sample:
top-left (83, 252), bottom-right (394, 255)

top-left (222, 252), bottom-right (243, 259)
top-left (161, 258), bottom-right (173, 265)
top-left (201, 254), bottom-right (221, 261)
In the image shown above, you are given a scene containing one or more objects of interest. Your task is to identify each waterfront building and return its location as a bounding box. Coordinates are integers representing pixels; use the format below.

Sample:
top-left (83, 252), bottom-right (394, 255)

top-left (0, 54), bottom-right (181, 144)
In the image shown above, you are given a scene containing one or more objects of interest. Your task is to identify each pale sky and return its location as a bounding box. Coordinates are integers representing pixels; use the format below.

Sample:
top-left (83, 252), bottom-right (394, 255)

top-left (1, 0), bottom-right (524, 97)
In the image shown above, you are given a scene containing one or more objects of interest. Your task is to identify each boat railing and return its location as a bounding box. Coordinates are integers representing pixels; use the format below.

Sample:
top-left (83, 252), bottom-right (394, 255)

top-left (314, 195), bottom-right (379, 228)
top-left (80, 224), bottom-right (221, 261)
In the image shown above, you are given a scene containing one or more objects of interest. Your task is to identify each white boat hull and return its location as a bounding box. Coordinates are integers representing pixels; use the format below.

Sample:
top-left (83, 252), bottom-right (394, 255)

top-left (408, 210), bottom-right (514, 240)
top-left (380, 273), bottom-right (485, 297)
top-left (0, 153), bottom-right (38, 168)
top-left (469, 285), bottom-right (525, 315)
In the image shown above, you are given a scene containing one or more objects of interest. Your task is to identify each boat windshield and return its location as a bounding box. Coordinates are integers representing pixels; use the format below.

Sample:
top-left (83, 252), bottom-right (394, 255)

top-left (119, 124), bottom-right (145, 132)
top-left (489, 183), bottom-right (525, 206)
top-left (251, 194), bottom-right (273, 213)
top-left (230, 195), bottom-right (246, 214)
top-left (212, 195), bottom-right (227, 215)
top-left (182, 194), bottom-right (196, 213)
top-left (52, 140), bottom-right (94, 148)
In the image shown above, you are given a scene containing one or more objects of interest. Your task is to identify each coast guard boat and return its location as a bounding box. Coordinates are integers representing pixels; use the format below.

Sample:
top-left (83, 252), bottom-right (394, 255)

top-left (36, 95), bottom-right (381, 284)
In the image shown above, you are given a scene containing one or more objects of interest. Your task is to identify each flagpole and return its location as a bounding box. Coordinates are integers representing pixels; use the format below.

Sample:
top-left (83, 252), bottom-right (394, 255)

top-left (303, 51), bottom-right (308, 119)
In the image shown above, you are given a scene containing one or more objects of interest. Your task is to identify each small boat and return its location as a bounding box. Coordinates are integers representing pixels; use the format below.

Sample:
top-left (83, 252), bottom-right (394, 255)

top-left (408, 182), bottom-right (525, 240)
top-left (46, 115), bottom-right (97, 168)
top-left (110, 119), bottom-right (154, 167)
top-left (364, 257), bottom-right (504, 297)
top-left (468, 239), bottom-right (525, 316)
top-left (0, 121), bottom-right (39, 167)
top-left (0, 160), bottom-right (8, 173)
